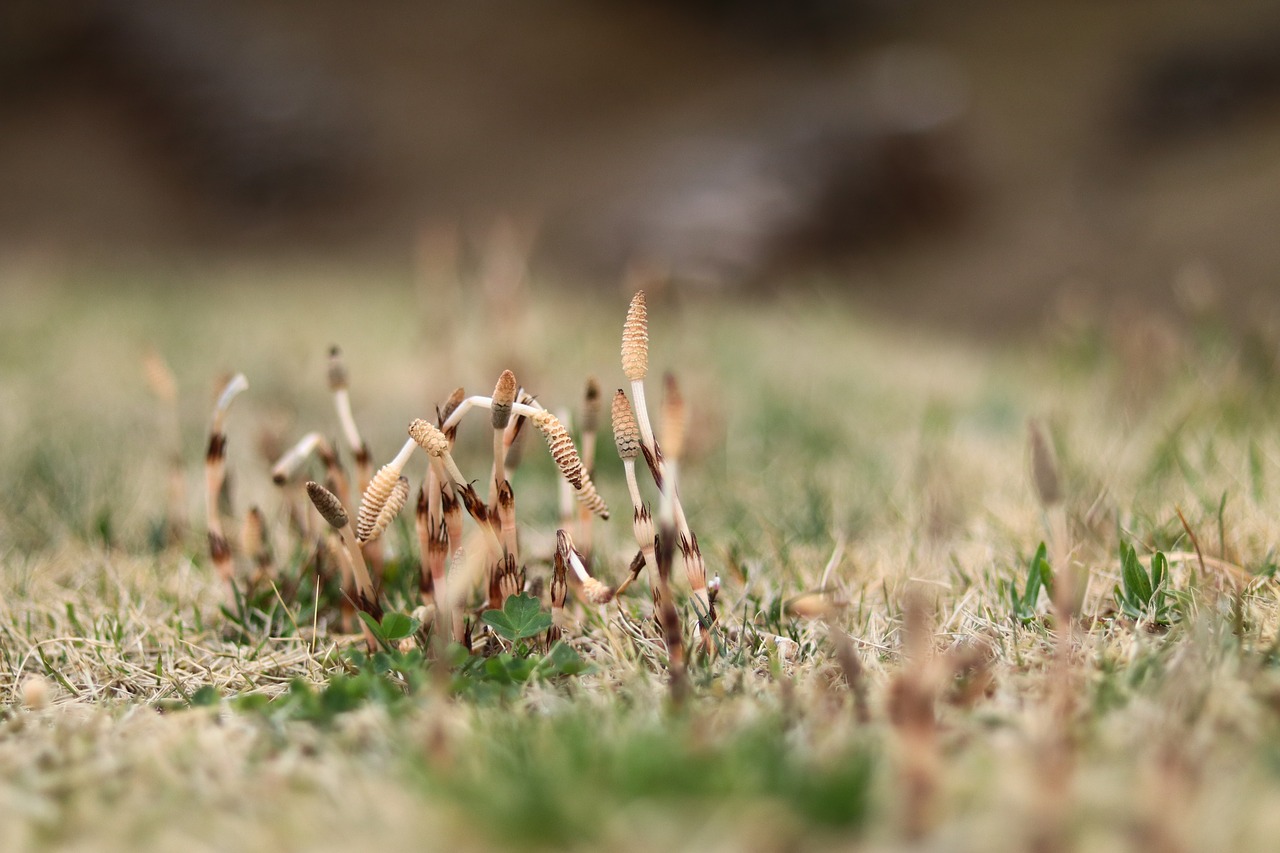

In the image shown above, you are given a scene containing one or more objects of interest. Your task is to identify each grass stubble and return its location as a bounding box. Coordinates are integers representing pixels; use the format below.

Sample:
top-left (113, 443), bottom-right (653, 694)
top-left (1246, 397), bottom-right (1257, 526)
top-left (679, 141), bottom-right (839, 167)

top-left (3, 275), bottom-right (1280, 850)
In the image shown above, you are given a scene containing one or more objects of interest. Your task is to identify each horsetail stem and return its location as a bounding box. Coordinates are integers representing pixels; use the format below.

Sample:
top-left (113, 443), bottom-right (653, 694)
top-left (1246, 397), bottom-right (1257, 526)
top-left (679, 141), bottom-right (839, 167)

top-left (408, 419), bottom-right (468, 486)
top-left (574, 378), bottom-right (602, 562)
top-left (490, 370), bottom-right (517, 503)
top-left (328, 345), bottom-right (371, 493)
top-left (661, 371), bottom-right (686, 463)
top-left (270, 432), bottom-right (328, 485)
top-left (206, 373), bottom-right (247, 591)
top-left (556, 529), bottom-right (614, 604)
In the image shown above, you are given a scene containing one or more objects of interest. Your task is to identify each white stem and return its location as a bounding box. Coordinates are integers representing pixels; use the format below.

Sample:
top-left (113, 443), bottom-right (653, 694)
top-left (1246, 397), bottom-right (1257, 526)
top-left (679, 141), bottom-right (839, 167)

top-left (440, 451), bottom-right (468, 488)
top-left (491, 429), bottom-right (506, 498)
top-left (624, 460), bottom-right (643, 511)
top-left (441, 395), bottom-right (545, 434)
top-left (271, 431), bottom-right (324, 482)
top-left (630, 378), bottom-right (656, 454)
top-left (558, 471), bottom-right (575, 528)
top-left (338, 526), bottom-right (375, 599)
top-left (566, 548), bottom-right (592, 584)
top-left (667, 462), bottom-right (690, 537)
top-left (334, 388), bottom-right (363, 452)
top-left (389, 437), bottom-right (418, 473)
top-left (212, 373), bottom-right (249, 433)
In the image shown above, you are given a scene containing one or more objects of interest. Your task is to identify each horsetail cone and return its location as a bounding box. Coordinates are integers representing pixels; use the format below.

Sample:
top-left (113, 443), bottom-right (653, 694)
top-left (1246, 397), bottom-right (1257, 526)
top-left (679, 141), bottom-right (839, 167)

top-left (612, 390), bottom-right (641, 460)
top-left (532, 411), bottom-right (585, 489)
top-left (357, 464), bottom-right (402, 541)
top-left (574, 479), bottom-right (610, 520)
top-left (440, 386), bottom-right (466, 441)
top-left (307, 481), bottom-right (349, 530)
top-left (491, 370), bottom-right (518, 429)
top-left (409, 419), bottom-right (450, 457)
top-left (367, 476), bottom-right (410, 543)
top-left (581, 577), bottom-right (615, 605)
top-left (621, 290), bottom-right (649, 381)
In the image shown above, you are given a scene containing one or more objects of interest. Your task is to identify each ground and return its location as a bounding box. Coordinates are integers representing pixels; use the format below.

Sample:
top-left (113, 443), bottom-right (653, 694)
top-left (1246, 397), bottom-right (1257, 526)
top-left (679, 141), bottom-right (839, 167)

top-left (2, 268), bottom-right (1280, 851)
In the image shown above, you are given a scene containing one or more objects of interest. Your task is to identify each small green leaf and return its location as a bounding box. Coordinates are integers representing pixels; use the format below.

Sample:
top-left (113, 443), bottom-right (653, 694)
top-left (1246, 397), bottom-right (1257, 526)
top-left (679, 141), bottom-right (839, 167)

top-left (482, 593), bottom-right (553, 642)
top-left (1151, 552), bottom-right (1167, 591)
top-left (1122, 544), bottom-right (1152, 604)
top-left (380, 612), bottom-right (419, 642)
top-left (189, 685), bottom-right (220, 707)
top-left (1024, 542), bottom-right (1048, 607)
top-left (357, 611), bottom-right (386, 644)
top-left (541, 641), bottom-right (590, 676)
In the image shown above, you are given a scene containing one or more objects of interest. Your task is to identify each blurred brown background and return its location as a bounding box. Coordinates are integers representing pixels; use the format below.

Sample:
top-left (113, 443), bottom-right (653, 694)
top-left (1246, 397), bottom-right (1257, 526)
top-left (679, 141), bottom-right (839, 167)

top-left (3, 0), bottom-right (1280, 328)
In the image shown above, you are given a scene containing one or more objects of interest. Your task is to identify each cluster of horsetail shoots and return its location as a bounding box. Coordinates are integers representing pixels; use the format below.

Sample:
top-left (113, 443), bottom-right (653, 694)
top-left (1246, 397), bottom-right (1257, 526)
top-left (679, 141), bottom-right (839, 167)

top-left (196, 291), bottom-right (711, 686)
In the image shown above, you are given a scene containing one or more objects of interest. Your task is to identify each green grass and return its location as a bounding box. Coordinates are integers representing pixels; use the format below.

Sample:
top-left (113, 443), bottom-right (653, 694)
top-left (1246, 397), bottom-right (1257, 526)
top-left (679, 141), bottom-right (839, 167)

top-left (4, 266), bottom-right (1280, 850)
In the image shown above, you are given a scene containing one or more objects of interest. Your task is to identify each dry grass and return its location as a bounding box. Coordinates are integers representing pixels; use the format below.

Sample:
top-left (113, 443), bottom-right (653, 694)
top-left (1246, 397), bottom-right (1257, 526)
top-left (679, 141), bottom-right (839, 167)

top-left (3, 265), bottom-right (1280, 850)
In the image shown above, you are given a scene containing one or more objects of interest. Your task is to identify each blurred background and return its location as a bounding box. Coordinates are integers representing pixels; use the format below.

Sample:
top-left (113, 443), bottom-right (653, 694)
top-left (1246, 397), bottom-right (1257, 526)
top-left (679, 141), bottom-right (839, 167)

top-left (3, 0), bottom-right (1280, 330)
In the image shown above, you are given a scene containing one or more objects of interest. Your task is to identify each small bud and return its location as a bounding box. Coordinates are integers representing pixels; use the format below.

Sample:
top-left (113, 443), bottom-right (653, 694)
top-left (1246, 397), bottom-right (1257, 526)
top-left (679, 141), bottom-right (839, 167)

top-left (306, 481), bottom-right (349, 530)
top-left (491, 370), bottom-right (518, 429)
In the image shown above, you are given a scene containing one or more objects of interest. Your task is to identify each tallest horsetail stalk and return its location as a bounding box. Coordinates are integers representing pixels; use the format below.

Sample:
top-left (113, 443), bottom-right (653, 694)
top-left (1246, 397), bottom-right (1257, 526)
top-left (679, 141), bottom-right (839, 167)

top-left (328, 346), bottom-right (372, 495)
top-left (619, 291), bottom-right (713, 648)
